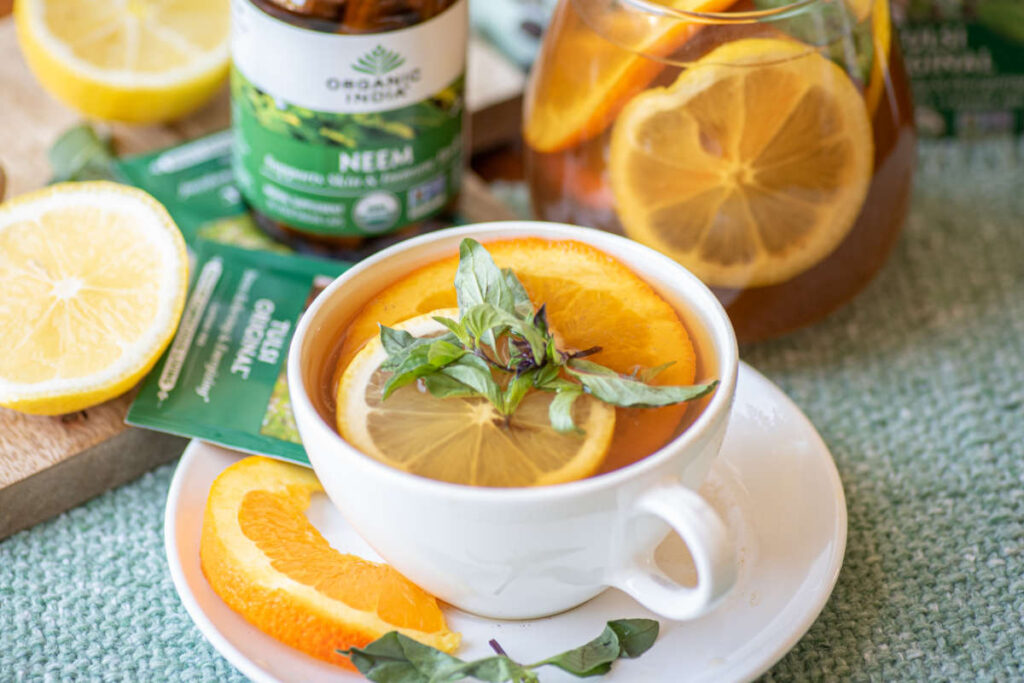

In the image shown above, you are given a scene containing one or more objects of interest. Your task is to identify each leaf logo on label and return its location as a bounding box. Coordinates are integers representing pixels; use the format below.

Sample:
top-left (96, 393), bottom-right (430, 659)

top-left (352, 46), bottom-right (406, 76)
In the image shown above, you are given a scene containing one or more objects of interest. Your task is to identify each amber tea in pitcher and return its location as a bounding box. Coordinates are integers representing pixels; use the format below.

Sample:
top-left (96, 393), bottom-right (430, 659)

top-left (525, 0), bottom-right (916, 342)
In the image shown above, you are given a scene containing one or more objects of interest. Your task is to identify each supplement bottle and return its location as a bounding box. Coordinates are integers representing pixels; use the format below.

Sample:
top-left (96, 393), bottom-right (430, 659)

top-left (231, 0), bottom-right (468, 253)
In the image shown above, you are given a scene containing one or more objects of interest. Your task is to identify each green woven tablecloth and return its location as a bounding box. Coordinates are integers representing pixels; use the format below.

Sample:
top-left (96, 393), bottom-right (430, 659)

top-left (2, 142), bottom-right (1022, 681)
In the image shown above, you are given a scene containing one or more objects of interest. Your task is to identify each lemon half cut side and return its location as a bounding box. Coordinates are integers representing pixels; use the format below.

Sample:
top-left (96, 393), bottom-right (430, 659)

top-left (15, 0), bottom-right (230, 123)
top-left (0, 182), bottom-right (188, 414)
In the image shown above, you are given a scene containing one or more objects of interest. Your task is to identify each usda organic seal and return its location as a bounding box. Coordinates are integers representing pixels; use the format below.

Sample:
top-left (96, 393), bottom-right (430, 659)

top-left (354, 191), bottom-right (401, 233)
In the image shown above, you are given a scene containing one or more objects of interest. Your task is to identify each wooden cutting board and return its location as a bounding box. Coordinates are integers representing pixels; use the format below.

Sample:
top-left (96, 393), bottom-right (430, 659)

top-left (0, 17), bottom-right (520, 539)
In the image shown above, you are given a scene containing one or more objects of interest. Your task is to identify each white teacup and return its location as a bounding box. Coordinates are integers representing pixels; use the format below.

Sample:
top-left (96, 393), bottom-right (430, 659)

top-left (287, 221), bottom-right (739, 620)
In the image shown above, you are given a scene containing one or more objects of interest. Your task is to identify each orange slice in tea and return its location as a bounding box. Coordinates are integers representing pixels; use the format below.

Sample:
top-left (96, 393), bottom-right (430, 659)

top-left (524, 0), bottom-right (737, 154)
top-left (335, 238), bottom-right (698, 468)
top-left (609, 38), bottom-right (873, 288)
top-left (337, 309), bottom-right (616, 487)
top-left (200, 456), bottom-right (460, 668)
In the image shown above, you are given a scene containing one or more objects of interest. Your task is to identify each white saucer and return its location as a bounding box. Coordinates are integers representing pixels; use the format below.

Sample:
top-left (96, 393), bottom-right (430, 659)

top-left (165, 361), bottom-right (846, 683)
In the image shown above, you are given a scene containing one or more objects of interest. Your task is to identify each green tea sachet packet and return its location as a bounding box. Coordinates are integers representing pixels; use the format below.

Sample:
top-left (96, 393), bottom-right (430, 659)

top-left (50, 125), bottom-right (286, 252)
top-left (127, 240), bottom-right (349, 464)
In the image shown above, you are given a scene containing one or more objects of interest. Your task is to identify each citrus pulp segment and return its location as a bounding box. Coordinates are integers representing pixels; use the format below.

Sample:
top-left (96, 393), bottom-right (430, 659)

top-left (0, 182), bottom-right (188, 415)
top-left (334, 238), bottom-right (698, 467)
top-left (610, 38), bottom-right (874, 288)
top-left (200, 456), bottom-right (460, 669)
top-left (337, 310), bottom-right (616, 488)
top-left (14, 0), bottom-right (230, 123)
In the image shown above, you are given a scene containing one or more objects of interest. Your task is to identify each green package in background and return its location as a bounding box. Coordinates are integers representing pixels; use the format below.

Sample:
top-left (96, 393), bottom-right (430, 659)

top-left (127, 240), bottom-right (349, 464)
top-left (895, 0), bottom-right (1024, 138)
top-left (114, 130), bottom-right (290, 252)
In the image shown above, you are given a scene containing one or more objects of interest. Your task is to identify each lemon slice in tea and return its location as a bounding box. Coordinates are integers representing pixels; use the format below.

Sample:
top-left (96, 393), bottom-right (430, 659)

top-left (336, 310), bottom-right (616, 488)
top-left (610, 38), bottom-right (873, 288)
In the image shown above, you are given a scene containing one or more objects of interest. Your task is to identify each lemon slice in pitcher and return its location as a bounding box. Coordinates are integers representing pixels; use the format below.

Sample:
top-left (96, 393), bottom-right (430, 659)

top-left (336, 310), bottom-right (615, 488)
top-left (609, 38), bottom-right (873, 288)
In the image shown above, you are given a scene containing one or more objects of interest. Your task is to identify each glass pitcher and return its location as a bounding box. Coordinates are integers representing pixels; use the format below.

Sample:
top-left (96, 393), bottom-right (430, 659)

top-left (524, 0), bottom-right (916, 342)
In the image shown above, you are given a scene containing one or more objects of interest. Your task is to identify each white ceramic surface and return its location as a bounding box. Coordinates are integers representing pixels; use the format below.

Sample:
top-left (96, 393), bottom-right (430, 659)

top-left (165, 362), bottom-right (847, 683)
top-left (287, 221), bottom-right (740, 620)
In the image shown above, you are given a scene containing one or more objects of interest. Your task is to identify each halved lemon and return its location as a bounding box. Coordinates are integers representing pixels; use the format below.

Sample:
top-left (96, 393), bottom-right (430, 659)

top-left (337, 309), bottom-right (616, 488)
top-left (201, 456), bottom-right (460, 669)
top-left (14, 0), bottom-right (230, 123)
top-left (610, 38), bottom-right (873, 288)
top-left (0, 182), bottom-right (188, 414)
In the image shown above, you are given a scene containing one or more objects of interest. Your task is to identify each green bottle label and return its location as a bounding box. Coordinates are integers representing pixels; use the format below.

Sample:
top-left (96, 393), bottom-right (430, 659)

top-left (230, 0), bottom-right (468, 236)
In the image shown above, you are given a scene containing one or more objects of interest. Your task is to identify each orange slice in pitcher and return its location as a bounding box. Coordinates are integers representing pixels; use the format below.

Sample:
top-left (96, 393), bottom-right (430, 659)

top-left (524, 0), bottom-right (736, 154)
top-left (200, 456), bottom-right (460, 669)
top-left (864, 0), bottom-right (892, 117)
top-left (610, 38), bottom-right (873, 288)
top-left (335, 238), bottom-right (697, 470)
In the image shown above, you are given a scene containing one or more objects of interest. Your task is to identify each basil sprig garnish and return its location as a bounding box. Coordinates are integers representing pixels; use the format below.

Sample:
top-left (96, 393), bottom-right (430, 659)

top-left (339, 618), bottom-right (659, 682)
top-left (49, 124), bottom-right (119, 183)
top-left (378, 238), bottom-right (717, 433)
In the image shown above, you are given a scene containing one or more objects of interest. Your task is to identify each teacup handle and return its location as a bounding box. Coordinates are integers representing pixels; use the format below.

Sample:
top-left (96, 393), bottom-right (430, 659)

top-left (610, 482), bottom-right (736, 620)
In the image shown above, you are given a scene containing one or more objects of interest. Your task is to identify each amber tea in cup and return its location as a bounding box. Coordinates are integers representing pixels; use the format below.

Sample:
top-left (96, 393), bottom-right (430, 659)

top-left (315, 233), bottom-right (721, 487)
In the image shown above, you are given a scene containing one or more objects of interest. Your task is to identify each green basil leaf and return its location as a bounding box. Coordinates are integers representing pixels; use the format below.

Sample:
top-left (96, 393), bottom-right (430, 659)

top-left (532, 363), bottom-right (561, 389)
top-left (381, 347), bottom-right (436, 399)
top-left (462, 303), bottom-right (508, 342)
top-left (445, 656), bottom-right (539, 682)
top-left (751, 0), bottom-right (871, 82)
top-left (433, 316), bottom-right (471, 347)
top-left (380, 324), bottom-right (458, 372)
top-left (568, 360), bottom-right (718, 408)
top-left (462, 303), bottom-right (547, 365)
top-left (751, 0), bottom-right (854, 46)
top-left (547, 336), bottom-right (561, 365)
top-left (428, 339), bottom-right (465, 367)
top-left (531, 304), bottom-right (549, 337)
top-left (503, 372), bottom-right (535, 416)
top-left (48, 124), bottom-right (119, 183)
top-left (502, 267), bottom-right (534, 318)
top-left (340, 631), bottom-right (463, 683)
top-left (342, 620), bottom-right (659, 683)
top-left (422, 373), bottom-right (479, 399)
top-left (536, 625), bottom-right (619, 677)
top-left (380, 325), bottom-right (418, 357)
top-left (607, 619), bottom-right (660, 658)
top-left (535, 619), bottom-right (659, 677)
top-left (455, 238), bottom-right (517, 316)
top-left (496, 310), bottom-right (548, 365)
top-left (439, 355), bottom-right (503, 408)
top-left (548, 386), bottom-right (582, 434)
